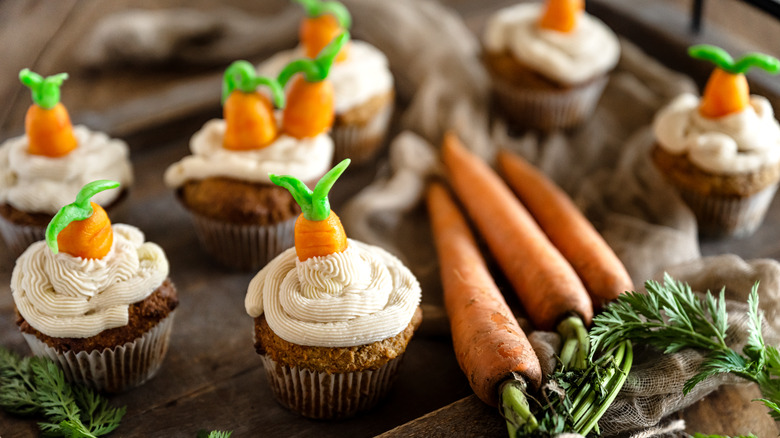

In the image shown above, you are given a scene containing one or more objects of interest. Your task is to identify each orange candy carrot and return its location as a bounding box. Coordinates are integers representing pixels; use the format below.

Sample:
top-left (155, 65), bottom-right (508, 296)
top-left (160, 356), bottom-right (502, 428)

top-left (45, 180), bottom-right (120, 259)
top-left (270, 159), bottom-right (350, 261)
top-left (441, 132), bottom-right (593, 331)
top-left (497, 149), bottom-right (633, 309)
top-left (295, 0), bottom-right (351, 62)
top-left (19, 69), bottom-right (77, 158)
top-left (427, 181), bottom-right (542, 407)
top-left (538, 0), bottom-right (584, 33)
top-left (221, 61), bottom-right (285, 150)
top-left (278, 31), bottom-right (348, 139)
top-left (689, 45), bottom-right (780, 118)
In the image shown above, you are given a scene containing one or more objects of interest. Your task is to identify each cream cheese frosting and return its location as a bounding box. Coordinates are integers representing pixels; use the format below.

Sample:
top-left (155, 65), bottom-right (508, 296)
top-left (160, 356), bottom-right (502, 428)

top-left (163, 119), bottom-right (334, 188)
top-left (0, 125), bottom-right (133, 214)
top-left (483, 3), bottom-right (620, 86)
top-left (12, 224), bottom-right (169, 338)
top-left (653, 93), bottom-right (780, 174)
top-left (245, 239), bottom-right (421, 348)
top-left (257, 40), bottom-right (394, 114)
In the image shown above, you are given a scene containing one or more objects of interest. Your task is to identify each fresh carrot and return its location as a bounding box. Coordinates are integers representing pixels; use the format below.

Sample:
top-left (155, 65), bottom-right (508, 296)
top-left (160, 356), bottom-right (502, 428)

top-left (221, 60), bottom-right (285, 150)
top-left (497, 149), bottom-right (633, 309)
top-left (689, 44), bottom-right (780, 118)
top-left (295, 0), bottom-right (351, 62)
top-left (278, 31), bottom-right (349, 139)
top-left (19, 69), bottom-right (77, 158)
top-left (45, 180), bottom-right (121, 259)
top-left (441, 132), bottom-right (593, 331)
top-left (538, 0), bottom-right (584, 33)
top-left (270, 159), bottom-right (350, 261)
top-left (427, 182), bottom-right (542, 409)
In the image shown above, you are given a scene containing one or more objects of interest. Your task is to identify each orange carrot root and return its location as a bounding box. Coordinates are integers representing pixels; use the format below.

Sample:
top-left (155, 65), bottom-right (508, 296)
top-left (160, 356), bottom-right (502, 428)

top-left (538, 0), bottom-right (584, 33)
top-left (223, 91), bottom-right (278, 150)
top-left (56, 202), bottom-right (113, 259)
top-left (25, 103), bottom-right (78, 157)
top-left (294, 210), bottom-right (348, 261)
top-left (699, 68), bottom-right (750, 118)
top-left (301, 15), bottom-right (350, 62)
top-left (283, 75), bottom-right (335, 139)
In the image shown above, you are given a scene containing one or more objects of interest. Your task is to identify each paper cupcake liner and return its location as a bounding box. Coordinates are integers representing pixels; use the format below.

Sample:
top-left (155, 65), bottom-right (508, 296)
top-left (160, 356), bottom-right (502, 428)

top-left (677, 182), bottom-right (779, 238)
top-left (332, 102), bottom-right (394, 165)
top-left (0, 215), bottom-right (45, 257)
top-left (492, 75), bottom-right (608, 131)
top-left (259, 354), bottom-right (403, 419)
top-left (21, 311), bottom-right (176, 393)
top-left (188, 210), bottom-right (296, 271)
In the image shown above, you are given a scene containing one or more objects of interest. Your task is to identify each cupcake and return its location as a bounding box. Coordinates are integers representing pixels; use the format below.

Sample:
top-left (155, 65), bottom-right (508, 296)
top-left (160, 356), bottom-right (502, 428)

top-left (482, 0), bottom-right (620, 131)
top-left (164, 34), bottom-right (348, 270)
top-left (245, 159), bottom-right (422, 419)
top-left (257, 0), bottom-right (395, 165)
top-left (0, 69), bottom-right (133, 257)
top-left (11, 180), bottom-right (176, 393)
top-left (652, 45), bottom-right (780, 237)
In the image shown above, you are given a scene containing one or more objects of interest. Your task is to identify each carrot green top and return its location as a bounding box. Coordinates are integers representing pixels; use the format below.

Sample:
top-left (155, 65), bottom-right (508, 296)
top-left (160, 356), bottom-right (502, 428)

top-left (278, 31), bottom-right (350, 86)
top-left (269, 158), bottom-right (350, 221)
top-left (294, 0), bottom-right (352, 29)
top-left (19, 69), bottom-right (69, 110)
top-left (45, 180), bottom-right (120, 254)
top-left (689, 44), bottom-right (780, 75)
top-left (222, 60), bottom-right (285, 106)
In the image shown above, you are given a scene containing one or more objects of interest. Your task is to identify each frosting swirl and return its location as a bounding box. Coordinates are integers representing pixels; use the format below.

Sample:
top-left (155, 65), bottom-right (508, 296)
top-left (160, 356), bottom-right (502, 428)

top-left (653, 93), bottom-right (780, 174)
top-left (483, 3), bottom-right (620, 85)
top-left (0, 125), bottom-right (133, 214)
top-left (164, 119), bottom-right (333, 188)
top-left (257, 40), bottom-right (394, 114)
top-left (12, 224), bottom-right (169, 338)
top-left (245, 239), bottom-right (421, 347)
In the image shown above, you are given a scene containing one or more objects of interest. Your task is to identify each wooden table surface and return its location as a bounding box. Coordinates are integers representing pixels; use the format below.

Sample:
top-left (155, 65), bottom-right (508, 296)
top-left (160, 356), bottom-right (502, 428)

top-left (1, 1), bottom-right (779, 437)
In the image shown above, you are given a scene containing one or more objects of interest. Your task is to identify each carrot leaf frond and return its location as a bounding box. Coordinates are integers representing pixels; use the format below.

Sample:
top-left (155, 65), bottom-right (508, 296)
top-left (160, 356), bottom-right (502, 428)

top-left (45, 180), bottom-right (120, 254)
top-left (222, 61), bottom-right (285, 107)
top-left (269, 174), bottom-right (315, 219)
top-left (294, 0), bottom-right (352, 29)
top-left (689, 44), bottom-right (735, 72)
top-left (732, 53), bottom-right (780, 75)
top-left (311, 158), bottom-right (350, 220)
top-left (19, 69), bottom-right (68, 110)
top-left (277, 31), bottom-right (349, 86)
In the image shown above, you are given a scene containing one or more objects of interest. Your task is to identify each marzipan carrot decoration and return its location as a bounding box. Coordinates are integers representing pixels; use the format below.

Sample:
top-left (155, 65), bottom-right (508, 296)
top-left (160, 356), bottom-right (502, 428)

top-left (45, 180), bottom-right (120, 259)
top-left (427, 182), bottom-right (542, 425)
top-left (689, 44), bottom-right (780, 118)
top-left (538, 0), bottom-right (584, 33)
top-left (270, 159), bottom-right (350, 261)
top-left (497, 149), bottom-right (633, 310)
top-left (441, 133), bottom-right (593, 368)
top-left (222, 60), bottom-right (285, 151)
top-left (19, 68), bottom-right (78, 157)
top-left (295, 0), bottom-right (351, 61)
top-left (278, 31), bottom-right (349, 139)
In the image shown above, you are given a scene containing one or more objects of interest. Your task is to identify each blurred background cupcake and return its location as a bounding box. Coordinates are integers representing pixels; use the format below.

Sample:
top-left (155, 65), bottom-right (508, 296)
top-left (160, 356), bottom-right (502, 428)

top-left (0, 69), bottom-right (132, 257)
top-left (482, 0), bottom-right (620, 131)
top-left (12, 180), bottom-right (176, 393)
top-left (652, 45), bottom-right (780, 238)
top-left (245, 160), bottom-right (422, 419)
top-left (258, 0), bottom-right (394, 165)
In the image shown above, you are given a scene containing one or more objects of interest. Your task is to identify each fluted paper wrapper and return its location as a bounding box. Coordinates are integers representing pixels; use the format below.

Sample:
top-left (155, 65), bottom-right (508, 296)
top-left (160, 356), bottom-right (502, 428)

top-left (188, 211), bottom-right (296, 271)
top-left (491, 74), bottom-right (608, 132)
top-left (260, 354), bottom-right (403, 419)
top-left (332, 102), bottom-right (394, 165)
top-left (676, 182), bottom-right (779, 238)
top-left (21, 311), bottom-right (176, 393)
top-left (0, 216), bottom-right (45, 257)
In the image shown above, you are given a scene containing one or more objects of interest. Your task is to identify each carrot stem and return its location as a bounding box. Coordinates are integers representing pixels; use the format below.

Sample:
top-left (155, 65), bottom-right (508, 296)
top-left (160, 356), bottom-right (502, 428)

top-left (278, 31), bottom-right (349, 86)
top-left (45, 180), bottom-right (120, 254)
top-left (575, 341), bottom-right (632, 435)
top-left (270, 159), bottom-right (350, 221)
top-left (500, 379), bottom-right (539, 435)
top-left (689, 44), bottom-right (780, 75)
top-left (222, 60), bottom-right (284, 107)
top-left (19, 69), bottom-right (68, 110)
top-left (294, 0), bottom-right (351, 29)
top-left (557, 315), bottom-right (589, 370)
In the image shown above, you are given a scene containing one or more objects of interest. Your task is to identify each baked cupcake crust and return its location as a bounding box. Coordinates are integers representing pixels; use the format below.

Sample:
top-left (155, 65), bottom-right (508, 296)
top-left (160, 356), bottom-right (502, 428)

top-left (651, 143), bottom-right (780, 197)
top-left (335, 90), bottom-right (395, 126)
top-left (483, 50), bottom-right (569, 90)
top-left (16, 278), bottom-right (178, 353)
top-left (254, 306), bottom-right (423, 374)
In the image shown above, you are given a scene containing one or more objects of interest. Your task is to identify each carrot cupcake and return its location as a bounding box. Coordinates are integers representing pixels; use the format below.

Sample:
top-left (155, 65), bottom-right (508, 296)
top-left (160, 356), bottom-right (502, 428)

top-left (12, 180), bottom-right (176, 393)
top-left (482, 0), bottom-right (620, 131)
top-left (0, 69), bottom-right (132, 257)
top-left (257, 0), bottom-right (394, 164)
top-left (164, 34), bottom-right (348, 270)
top-left (245, 160), bottom-right (422, 419)
top-left (652, 45), bottom-right (780, 237)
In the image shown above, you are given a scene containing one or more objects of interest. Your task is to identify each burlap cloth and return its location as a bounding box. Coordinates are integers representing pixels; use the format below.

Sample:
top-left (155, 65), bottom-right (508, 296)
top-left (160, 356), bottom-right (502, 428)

top-left (79, 1), bottom-right (780, 435)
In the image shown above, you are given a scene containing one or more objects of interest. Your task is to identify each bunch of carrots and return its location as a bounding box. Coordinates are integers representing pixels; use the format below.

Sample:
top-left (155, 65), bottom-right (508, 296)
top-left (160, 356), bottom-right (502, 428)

top-left (428, 133), bottom-right (634, 434)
